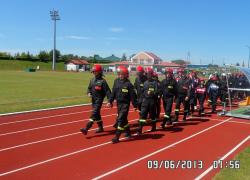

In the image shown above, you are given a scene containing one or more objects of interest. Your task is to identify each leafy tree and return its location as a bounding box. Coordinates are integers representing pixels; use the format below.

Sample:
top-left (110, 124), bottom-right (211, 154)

top-left (49, 49), bottom-right (61, 62)
top-left (0, 51), bottom-right (12, 60)
top-left (38, 51), bottom-right (50, 62)
top-left (121, 53), bottom-right (127, 61)
top-left (171, 59), bottom-right (186, 65)
top-left (0, 52), bottom-right (9, 57)
top-left (27, 51), bottom-right (35, 61)
top-left (81, 55), bottom-right (88, 59)
top-left (88, 54), bottom-right (103, 63)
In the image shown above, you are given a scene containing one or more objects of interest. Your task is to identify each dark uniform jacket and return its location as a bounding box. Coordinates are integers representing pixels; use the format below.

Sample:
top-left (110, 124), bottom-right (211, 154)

top-left (87, 77), bottom-right (111, 101)
top-left (219, 79), bottom-right (228, 92)
top-left (141, 79), bottom-right (159, 99)
top-left (160, 78), bottom-right (177, 98)
top-left (134, 75), bottom-right (147, 99)
top-left (177, 77), bottom-right (191, 97)
top-left (109, 78), bottom-right (137, 107)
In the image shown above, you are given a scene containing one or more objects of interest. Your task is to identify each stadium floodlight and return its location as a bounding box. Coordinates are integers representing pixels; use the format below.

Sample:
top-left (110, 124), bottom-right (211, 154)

top-left (246, 45), bottom-right (250, 68)
top-left (50, 9), bottom-right (60, 71)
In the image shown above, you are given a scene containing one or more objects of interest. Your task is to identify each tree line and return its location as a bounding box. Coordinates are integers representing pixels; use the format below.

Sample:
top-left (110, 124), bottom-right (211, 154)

top-left (0, 50), bottom-right (129, 64)
top-left (0, 50), bottom-right (89, 63)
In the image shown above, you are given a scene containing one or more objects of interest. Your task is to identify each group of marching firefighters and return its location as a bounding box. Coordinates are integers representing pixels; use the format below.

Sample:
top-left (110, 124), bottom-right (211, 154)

top-left (80, 64), bottom-right (248, 144)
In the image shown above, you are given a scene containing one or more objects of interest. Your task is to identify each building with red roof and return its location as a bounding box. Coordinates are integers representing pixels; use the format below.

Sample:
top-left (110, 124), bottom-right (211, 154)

top-left (108, 51), bottom-right (184, 73)
top-left (66, 59), bottom-right (90, 71)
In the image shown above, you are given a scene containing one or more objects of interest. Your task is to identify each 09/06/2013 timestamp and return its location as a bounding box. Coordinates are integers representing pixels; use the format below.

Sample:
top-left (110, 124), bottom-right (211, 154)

top-left (213, 160), bottom-right (240, 169)
top-left (147, 160), bottom-right (240, 170)
top-left (147, 160), bottom-right (203, 169)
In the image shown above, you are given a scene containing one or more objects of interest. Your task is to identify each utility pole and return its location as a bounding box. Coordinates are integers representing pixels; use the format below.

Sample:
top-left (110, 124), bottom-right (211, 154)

top-left (50, 10), bottom-right (60, 71)
top-left (246, 46), bottom-right (250, 68)
top-left (187, 51), bottom-right (191, 63)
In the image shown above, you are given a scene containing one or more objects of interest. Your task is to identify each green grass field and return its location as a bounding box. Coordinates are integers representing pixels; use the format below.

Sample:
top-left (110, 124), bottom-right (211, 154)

top-left (231, 106), bottom-right (250, 115)
top-left (0, 60), bottom-right (65, 71)
top-left (0, 70), bottom-right (125, 114)
top-left (213, 147), bottom-right (250, 180)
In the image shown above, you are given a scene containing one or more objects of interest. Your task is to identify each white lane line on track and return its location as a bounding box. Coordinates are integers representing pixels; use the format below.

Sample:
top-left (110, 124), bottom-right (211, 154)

top-left (0, 112), bottom-right (120, 137)
top-left (0, 118), bottom-right (141, 177)
top-left (189, 117), bottom-right (250, 125)
top-left (0, 107), bottom-right (116, 126)
top-left (228, 120), bottom-right (250, 125)
top-left (0, 102), bottom-right (190, 125)
top-left (0, 105), bottom-right (221, 126)
top-left (1, 113), bottom-right (240, 152)
top-left (0, 111), bottom-right (155, 152)
top-left (195, 135), bottom-right (250, 180)
top-left (0, 103), bottom-right (92, 117)
top-left (0, 117), bottom-right (232, 177)
top-left (91, 117), bottom-right (233, 180)
top-left (0, 118), bottom-right (139, 152)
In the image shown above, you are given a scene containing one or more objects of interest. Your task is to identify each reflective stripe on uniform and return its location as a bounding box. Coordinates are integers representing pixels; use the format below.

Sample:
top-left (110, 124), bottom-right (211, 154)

top-left (139, 119), bottom-right (147, 123)
top-left (117, 126), bottom-right (124, 130)
top-left (175, 109), bottom-right (179, 112)
top-left (164, 114), bottom-right (170, 118)
top-left (89, 118), bottom-right (94, 122)
top-left (118, 123), bottom-right (129, 131)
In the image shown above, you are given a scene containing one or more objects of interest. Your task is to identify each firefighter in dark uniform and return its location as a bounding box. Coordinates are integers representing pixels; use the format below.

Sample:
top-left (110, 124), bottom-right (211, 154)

top-left (196, 79), bottom-right (206, 116)
top-left (160, 68), bottom-right (177, 128)
top-left (219, 73), bottom-right (228, 107)
top-left (107, 66), bottom-right (137, 144)
top-left (137, 67), bottom-right (159, 134)
top-left (80, 64), bottom-right (111, 135)
top-left (175, 68), bottom-right (183, 82)
top-left (134, 66), bottom-right (147, 111)
top-left (153, 71), bottom-right (161, 121)
top-left (228, 73), bottom-right (236, 101)
top-left (174, 69), bottom-right (191, 122)
top-left (237, 73), bottom-right (245, 100)
top-left (206, 74), bottom-right (220, 113)
top-left (189, 71), bottom-right (199, 114)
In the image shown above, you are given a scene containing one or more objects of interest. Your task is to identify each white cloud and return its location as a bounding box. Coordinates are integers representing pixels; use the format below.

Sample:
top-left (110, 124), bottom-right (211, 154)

top-left (109, 27), bottom-right (124, 32)
top-left (66, 35), bottom-right (91, 40)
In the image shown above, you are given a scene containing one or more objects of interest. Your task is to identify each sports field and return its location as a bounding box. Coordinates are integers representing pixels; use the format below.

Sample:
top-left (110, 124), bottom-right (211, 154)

top-left (0, 60), bottom-right (65, 71)
top-left (0, 70), bottom-right (249, 179)
top-left (0, 71), bottom-right (124, 114)
top-left (0, 103), bottom-right (249, 179)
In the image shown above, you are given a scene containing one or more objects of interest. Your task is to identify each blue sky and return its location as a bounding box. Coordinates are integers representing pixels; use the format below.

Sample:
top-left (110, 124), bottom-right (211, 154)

top-left (1, 0), bottom-right (250, 65)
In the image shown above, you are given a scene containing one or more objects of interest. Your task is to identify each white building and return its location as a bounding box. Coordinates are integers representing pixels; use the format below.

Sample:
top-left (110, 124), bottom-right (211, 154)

top-left (107, 51), bottom-right (184, 73)
top-left (66, 60), bottom-right (90, 72)
top-left (130, 51), bottom-right (162, 65)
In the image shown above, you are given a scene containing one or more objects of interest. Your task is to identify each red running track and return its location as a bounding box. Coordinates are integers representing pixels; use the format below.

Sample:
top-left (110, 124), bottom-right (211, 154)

top-left (0, 104), bottom-right (249, 180)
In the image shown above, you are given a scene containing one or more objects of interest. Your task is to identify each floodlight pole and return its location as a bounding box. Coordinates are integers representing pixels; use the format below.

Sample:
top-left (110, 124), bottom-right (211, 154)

top-left (246, 45), bottom-right (250, 68)
top-left (50, 10), bottom-right (60, 71)
top-left (225, 66), bottom-right (232, 114)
